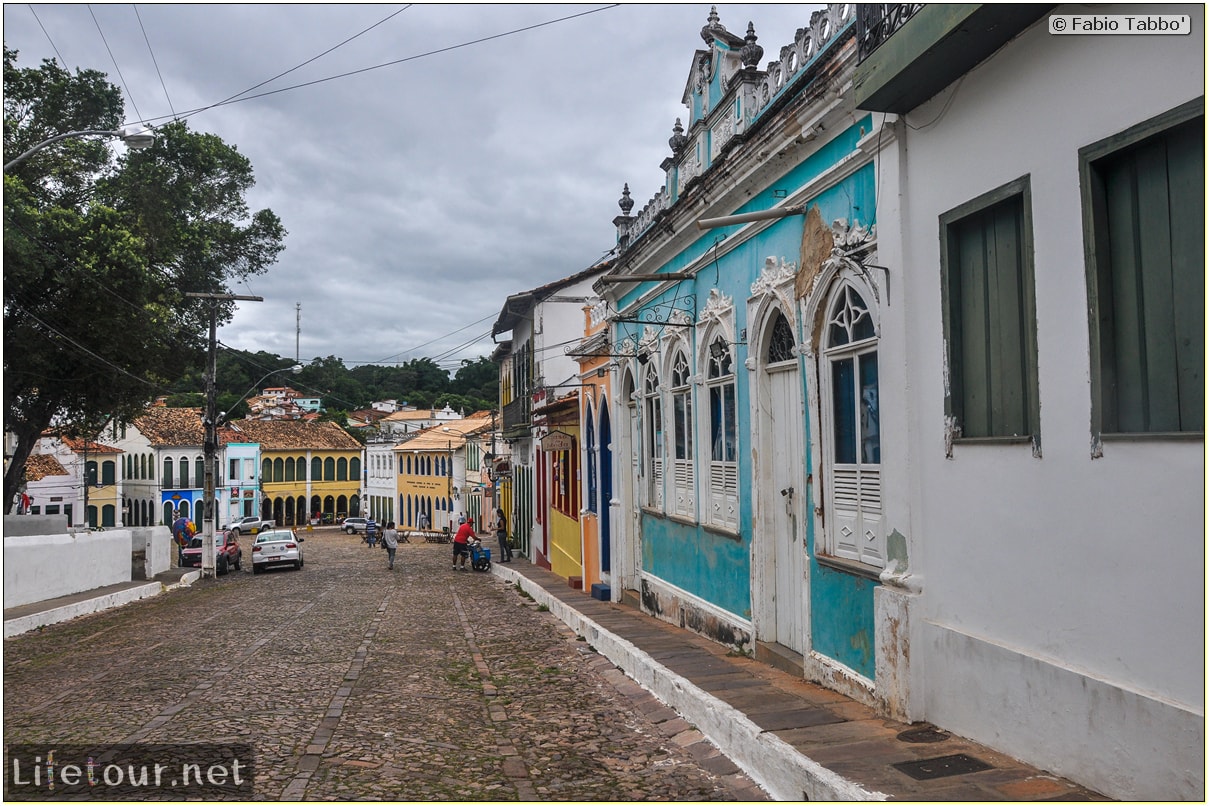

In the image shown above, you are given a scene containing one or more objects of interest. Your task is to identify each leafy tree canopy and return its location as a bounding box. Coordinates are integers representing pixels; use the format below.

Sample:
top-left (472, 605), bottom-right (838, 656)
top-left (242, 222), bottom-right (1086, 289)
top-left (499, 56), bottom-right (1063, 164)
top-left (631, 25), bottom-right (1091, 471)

top-left (3, 49), bottom-right (285, 512)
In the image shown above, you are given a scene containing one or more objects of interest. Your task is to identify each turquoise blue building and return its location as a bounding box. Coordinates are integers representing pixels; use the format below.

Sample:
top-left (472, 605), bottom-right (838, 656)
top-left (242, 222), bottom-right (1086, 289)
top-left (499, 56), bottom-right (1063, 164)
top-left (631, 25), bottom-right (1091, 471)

top-left (599, 5), bottom-right (886, 691)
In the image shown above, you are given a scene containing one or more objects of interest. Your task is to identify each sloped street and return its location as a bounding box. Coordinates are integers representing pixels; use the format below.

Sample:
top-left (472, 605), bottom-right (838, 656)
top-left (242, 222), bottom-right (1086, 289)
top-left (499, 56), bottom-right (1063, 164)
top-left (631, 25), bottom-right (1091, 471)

top-left (3, 529), bottom-right (764, 801)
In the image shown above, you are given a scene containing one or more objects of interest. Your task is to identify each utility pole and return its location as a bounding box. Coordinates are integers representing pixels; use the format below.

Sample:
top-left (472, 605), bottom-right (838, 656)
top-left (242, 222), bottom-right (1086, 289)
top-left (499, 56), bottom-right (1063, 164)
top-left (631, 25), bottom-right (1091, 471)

top-left (186, 292), bottom-right (263, 577)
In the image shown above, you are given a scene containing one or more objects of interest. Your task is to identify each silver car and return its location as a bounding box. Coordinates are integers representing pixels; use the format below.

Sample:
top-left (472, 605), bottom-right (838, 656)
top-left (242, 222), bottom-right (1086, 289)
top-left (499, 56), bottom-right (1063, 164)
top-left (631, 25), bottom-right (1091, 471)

top-left (342, 517), bottom-right (368, 534)
top-left (251, 529), bottom-right (304, 574)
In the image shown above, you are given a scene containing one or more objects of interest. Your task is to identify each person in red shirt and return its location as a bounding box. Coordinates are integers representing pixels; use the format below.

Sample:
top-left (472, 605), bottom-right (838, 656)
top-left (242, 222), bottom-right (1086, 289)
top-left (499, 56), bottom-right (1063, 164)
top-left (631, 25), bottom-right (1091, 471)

top-left (452, 519), bottom-right (475, 571)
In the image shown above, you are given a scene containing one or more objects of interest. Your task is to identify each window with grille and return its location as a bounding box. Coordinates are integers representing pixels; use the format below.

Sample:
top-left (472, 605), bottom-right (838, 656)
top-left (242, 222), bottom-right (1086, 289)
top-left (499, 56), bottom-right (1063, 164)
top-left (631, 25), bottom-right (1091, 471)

top-left (670, 350), bottom-right (696, 518)
top-left (705, 336), bottom-right (738, 530)
top-left (822, 281), bottom-right (884, 568)
top-left (643, 363), bottom-right (664, 509)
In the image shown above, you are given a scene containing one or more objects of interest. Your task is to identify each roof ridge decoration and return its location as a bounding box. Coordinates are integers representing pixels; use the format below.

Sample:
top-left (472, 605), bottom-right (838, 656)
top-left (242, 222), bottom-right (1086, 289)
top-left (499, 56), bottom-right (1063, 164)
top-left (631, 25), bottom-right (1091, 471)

top-left (615, 4), bottom-right (855, 251)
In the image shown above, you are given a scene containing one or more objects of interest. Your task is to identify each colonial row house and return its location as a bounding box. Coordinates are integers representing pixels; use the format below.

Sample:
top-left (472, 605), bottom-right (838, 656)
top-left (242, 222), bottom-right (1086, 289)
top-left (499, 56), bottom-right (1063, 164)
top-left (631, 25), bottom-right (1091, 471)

top-left (390, 414), bottom-right (496, 534)
top-left (490, 260), bottom-right (612, 574)
top-left (365, 405), bottom-right (463, 524)
top-left (222, 419), bottom-right (364, 527)
top-left (569, 4), bottom-right (1201, 802)
top-left (22, 433), bottom-right (122, 528)
top-left (106, 406), bottom-right (207, 528)
top-left (99, 408), bottom-right (367, 529)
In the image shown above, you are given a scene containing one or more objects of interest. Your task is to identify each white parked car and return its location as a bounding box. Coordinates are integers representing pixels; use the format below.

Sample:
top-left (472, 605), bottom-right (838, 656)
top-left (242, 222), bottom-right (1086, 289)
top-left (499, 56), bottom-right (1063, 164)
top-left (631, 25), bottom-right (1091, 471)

top-left (251, 529), bottom-right (304, 574)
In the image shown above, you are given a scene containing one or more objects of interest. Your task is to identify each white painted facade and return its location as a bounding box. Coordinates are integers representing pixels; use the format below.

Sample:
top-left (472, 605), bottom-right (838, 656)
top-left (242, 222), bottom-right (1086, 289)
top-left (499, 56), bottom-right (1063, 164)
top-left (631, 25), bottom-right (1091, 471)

top-left (870, 5), bottom-right (1204, 799)
top-left (364, 437), bottom-right (397, 525)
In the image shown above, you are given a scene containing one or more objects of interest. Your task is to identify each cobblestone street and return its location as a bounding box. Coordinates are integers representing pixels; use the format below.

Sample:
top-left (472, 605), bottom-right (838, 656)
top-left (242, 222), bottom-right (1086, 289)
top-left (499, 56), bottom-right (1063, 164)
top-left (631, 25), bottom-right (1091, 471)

top-left (3, 528), bottom-right (765, 800)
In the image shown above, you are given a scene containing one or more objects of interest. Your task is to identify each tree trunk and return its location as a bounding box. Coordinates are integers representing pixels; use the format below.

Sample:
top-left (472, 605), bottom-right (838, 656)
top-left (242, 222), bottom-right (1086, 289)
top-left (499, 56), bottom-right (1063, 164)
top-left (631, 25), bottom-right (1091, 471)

top-left (3, 400), bottom-right (57, 514)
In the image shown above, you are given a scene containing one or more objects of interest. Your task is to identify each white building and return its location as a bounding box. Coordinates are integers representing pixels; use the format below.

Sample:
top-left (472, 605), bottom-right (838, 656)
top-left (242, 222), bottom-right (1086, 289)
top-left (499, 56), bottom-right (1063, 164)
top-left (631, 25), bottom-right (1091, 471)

top-left (856, 4), bottom-right (1204, 799)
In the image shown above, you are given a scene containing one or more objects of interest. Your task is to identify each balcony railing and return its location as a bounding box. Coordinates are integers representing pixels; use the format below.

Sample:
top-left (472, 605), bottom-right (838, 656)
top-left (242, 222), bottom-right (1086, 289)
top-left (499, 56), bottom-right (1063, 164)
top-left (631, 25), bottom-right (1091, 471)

top-left (858, 4), bottom-right (925, 61)
top-left (502, 396), bottom-right (530, 434)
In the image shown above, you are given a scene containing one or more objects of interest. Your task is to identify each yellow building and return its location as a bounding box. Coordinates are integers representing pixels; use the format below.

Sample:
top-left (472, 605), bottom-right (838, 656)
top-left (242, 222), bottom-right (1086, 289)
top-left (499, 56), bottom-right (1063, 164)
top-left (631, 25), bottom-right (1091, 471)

top-left (223, 420), bottom-right (363, 526)
top-left (394, 416), bottom-right (493, 533)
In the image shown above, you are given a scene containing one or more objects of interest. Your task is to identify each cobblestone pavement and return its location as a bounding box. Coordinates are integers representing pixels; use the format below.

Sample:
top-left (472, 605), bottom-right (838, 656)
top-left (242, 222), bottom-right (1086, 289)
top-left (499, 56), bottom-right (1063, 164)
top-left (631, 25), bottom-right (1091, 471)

top-left (4, 528), bottom-right (767, 801)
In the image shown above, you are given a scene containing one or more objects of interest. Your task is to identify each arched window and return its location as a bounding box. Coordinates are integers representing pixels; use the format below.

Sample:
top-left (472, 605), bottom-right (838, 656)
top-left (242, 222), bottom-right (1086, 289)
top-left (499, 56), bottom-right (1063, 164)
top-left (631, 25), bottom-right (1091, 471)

top-left (102, 460), bottom-right (116, 486)
top-left (179, 457), bottom-right (189, 489)
top-left (337, 457), bottom-right (348, 481)
top-left (195, 457), bottom-right (204, 488)
top-left (312, 457), bottom-right (323, 481)
top-left (274, 458), bottom-right (285, 483)
top-left (669, 349), bottom-right (695, 518)
top-left (164, 457), bottom-right (173, 487)
top-left (86, 460), bottom-right (99, 487)
top-left (705, 335), bottom-right (737, 530)
top-left (350, 457), bottom-right (361, 481)
top-left (285, 457), bottom-right (296, 482)
top-left (821, 281), bottom-right (883, 567)
top-left (643, 361), bottom-right (664, 509)
top-left (296, 456), bottom-right (307, 480)
top-left (324, 457), bottom-right (335, 481)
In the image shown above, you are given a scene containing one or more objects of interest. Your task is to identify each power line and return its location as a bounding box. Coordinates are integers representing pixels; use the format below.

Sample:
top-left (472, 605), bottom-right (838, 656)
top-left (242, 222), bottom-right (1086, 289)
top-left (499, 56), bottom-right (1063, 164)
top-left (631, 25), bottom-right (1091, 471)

top-left (26, 4), bottom-right (68, 70)
top-left (133, 4), bottom-right (177, 121)
top-left (139, 5), bottom-right (619, 129)
top-left (87, 4), bottom-right (145, 125)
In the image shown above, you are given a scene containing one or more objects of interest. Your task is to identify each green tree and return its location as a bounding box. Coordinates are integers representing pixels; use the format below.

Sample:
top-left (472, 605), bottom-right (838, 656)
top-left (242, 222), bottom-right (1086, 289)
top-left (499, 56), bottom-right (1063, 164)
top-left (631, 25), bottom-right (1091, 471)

top-left (452, 356), bottom-right (498, 403)
top-left (3, 49), bottom-right (286, 512)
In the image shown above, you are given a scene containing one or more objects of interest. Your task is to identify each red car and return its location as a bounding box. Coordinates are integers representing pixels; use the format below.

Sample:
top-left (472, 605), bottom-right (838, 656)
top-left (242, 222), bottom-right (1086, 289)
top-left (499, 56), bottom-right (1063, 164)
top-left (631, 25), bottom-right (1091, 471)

top-left (182, 530), bottom-right (242, 575)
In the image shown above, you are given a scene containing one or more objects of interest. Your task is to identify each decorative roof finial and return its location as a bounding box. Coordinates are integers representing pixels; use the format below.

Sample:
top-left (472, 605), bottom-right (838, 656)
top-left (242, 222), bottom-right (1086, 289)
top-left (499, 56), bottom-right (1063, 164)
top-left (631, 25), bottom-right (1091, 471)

top-left (701, 5), bottom-right (726, 43)
top-left (668, 119), bottom-right (688, 156)
top-left (740, 22), bottom-right (764, 69)
top-left (618, 183), bottom-right (634, 216)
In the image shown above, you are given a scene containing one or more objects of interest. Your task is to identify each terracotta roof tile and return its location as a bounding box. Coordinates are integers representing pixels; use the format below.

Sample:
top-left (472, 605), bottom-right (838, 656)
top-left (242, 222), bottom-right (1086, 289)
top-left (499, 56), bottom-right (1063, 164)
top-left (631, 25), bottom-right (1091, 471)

top-left (134, 407), bottom-right (205, 446)
top-left (25, 453), bottom-right (69, 481)
top-left (396, 416), bottom-right (494, 452)
top-left (224, 419), bottom-right (362, 451)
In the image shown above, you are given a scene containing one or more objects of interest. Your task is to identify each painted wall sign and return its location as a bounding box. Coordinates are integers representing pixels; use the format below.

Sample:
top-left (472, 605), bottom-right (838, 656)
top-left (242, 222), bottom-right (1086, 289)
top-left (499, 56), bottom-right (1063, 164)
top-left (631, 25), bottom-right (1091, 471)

top-left (541, 430), bottom-right (575, 452)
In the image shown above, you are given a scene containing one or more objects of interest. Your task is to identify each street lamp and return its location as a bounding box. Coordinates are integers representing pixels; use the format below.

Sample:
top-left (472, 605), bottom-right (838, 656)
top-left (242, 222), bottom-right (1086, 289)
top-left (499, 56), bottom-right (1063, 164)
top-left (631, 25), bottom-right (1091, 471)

top-left (4, 124), bottom-right (156, 171)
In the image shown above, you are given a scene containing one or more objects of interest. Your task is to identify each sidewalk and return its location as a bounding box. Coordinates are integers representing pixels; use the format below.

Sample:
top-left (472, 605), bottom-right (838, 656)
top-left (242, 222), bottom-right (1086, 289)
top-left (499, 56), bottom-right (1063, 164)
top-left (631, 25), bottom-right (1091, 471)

top-left (493, 558), bottom-right (1109, 802)
top-left (3, 567), bottom-right (198, 638)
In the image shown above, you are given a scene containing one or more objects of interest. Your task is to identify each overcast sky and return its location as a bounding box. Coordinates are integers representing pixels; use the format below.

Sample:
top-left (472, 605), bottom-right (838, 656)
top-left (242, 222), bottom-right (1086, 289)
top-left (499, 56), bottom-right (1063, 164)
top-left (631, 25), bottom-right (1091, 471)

top-left (4, 3), bottom-right (820, 376)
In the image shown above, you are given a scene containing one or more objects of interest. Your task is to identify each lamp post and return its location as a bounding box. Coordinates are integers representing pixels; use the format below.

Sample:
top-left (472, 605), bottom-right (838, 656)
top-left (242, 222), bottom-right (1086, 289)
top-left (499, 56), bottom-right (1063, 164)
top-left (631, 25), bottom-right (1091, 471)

top-left (4, 124), bottom-right (155, 171)
top-left (185, 292), bottom-right (264, 578)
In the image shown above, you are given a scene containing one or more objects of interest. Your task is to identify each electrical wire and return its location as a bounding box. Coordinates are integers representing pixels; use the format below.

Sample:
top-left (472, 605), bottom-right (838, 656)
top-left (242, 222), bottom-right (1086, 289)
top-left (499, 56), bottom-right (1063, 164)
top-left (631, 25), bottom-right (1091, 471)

top-left (133, 4), bottom-right (177, 121)
top-left (179, 5), bottom-right (412, 125)
top-left (137, 5), bottom-right (620, 129)
top-left (87, 4), bottom-right (145, 125)
top-left (26, 4), bottom-right (68, 70)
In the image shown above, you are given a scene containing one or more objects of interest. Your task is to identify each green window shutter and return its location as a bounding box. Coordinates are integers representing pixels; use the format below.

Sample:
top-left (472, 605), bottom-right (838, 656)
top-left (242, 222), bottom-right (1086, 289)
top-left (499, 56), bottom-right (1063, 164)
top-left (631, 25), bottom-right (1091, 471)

top-left (1094, 116), bottom-right (1204, 433)
top-left (947, 191), bottom-right (1035, 438)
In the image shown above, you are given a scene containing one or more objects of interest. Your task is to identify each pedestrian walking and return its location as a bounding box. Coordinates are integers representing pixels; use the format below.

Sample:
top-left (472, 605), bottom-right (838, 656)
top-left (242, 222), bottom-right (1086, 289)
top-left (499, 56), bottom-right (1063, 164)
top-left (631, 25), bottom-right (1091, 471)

top-left (366, 520), bottom-right (378, 548)
top-left (452, 519), bottom-right (475, 571)
top-left (494, 508), bottom-right (512, 563)
top-left (382, 521), bottom-right (399, 570)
